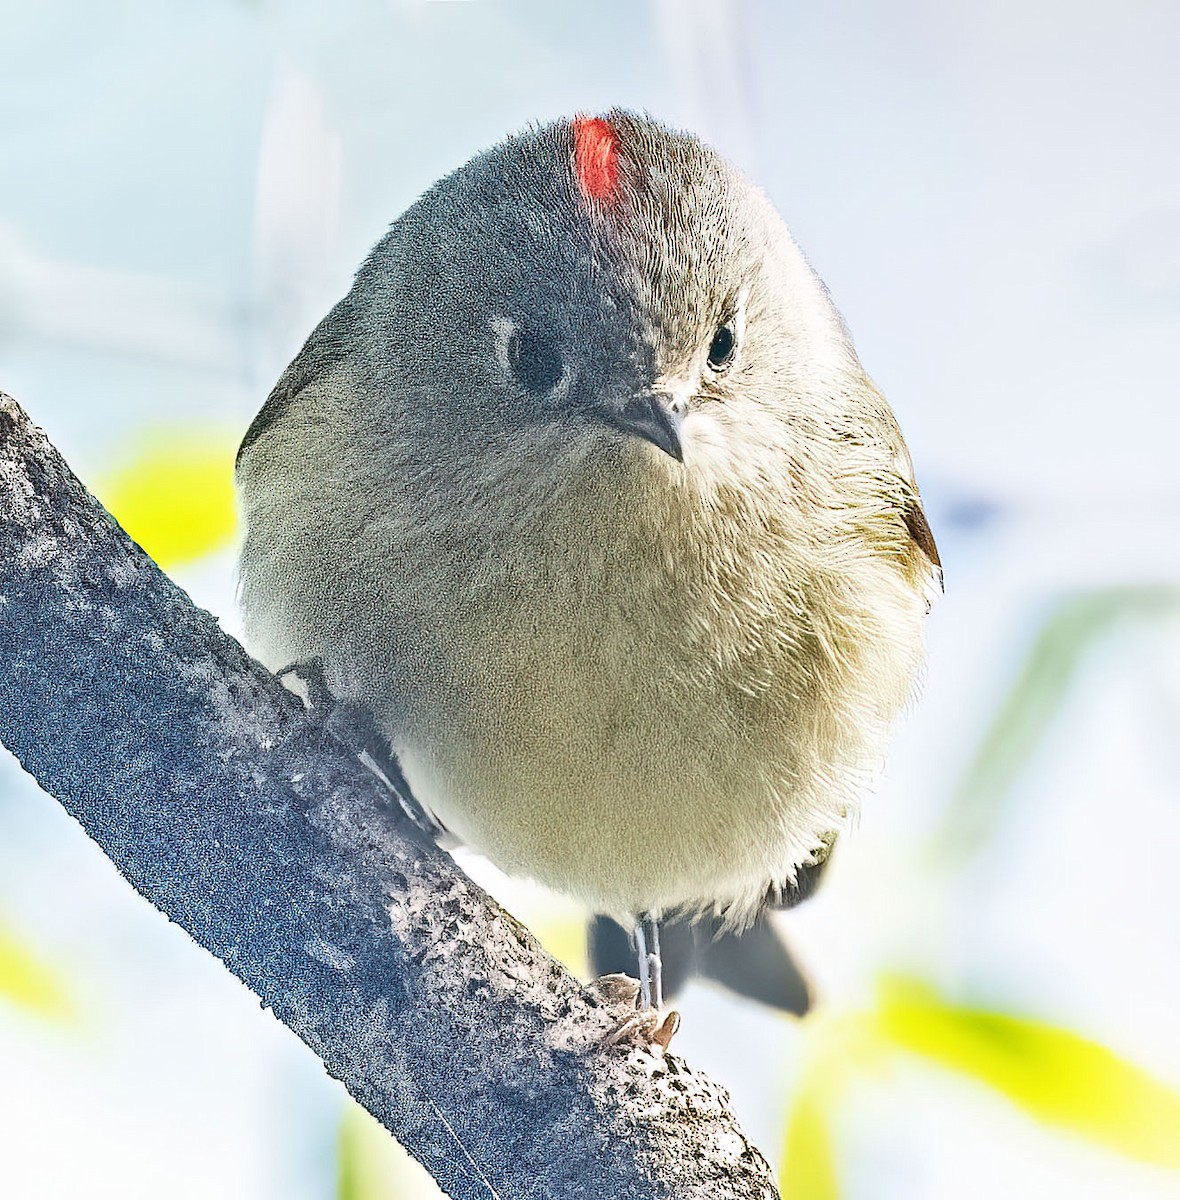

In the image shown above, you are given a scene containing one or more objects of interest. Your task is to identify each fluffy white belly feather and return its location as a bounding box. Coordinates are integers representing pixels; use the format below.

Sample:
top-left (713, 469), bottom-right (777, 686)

top-left (240, 424), bottom-right (929, 926)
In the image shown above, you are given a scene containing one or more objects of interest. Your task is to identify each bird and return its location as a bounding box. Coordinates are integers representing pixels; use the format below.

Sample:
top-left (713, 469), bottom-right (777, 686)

top-left (234, 110), bottom-right (940, 1043)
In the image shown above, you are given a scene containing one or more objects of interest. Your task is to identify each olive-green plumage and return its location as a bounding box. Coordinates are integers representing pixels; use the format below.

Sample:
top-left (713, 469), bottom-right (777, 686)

top-left (236, 110), bottom-right (939, 928)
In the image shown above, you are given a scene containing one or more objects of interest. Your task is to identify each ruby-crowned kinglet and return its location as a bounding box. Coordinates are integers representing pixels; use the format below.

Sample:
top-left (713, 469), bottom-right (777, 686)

top-left (235, 111), bottom-right (940, 1028)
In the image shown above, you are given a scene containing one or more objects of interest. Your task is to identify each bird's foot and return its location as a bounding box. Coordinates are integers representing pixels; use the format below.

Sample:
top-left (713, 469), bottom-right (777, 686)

top-left (276, 658), bottom-right (443, 845)
top-left (592, 973), bottom-right (681, 1054)
top-left (605, 1006), bottom-right (681, 1054)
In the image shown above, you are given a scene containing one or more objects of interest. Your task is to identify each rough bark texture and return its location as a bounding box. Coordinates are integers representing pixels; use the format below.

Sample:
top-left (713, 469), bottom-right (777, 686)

top-left (0, 392), bottom-right (780, 1200)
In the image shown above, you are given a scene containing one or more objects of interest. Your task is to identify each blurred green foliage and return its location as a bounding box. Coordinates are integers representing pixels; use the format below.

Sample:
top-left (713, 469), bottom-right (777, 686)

top-left (782, 974), bottom-right (1180, 1195)
top-left (782, 587), bottom-right (1180, 1195)
top-left (929, 586), bottom-right (1179, 865)
top-left (338, 1101), bottom-right (444, 1200)
top-left (781, 1080), bottom-right (840, 1200)
top-left (876, 976), bottom-right (1180, 1167)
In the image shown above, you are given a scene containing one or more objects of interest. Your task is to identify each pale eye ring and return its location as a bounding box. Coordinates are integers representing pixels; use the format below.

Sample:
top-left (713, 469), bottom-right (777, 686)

top-left (707, 322), bottom-right (737, 371)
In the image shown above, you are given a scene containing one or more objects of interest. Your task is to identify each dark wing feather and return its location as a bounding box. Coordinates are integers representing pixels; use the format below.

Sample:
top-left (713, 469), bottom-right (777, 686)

top-left (236, 295), bottom-right (359, 468)
top-left (903, 497), bottom-right (940, 570)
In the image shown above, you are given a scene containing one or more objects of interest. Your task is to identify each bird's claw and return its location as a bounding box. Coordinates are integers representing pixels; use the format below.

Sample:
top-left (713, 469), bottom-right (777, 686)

top-left (590, 972), bottom-right (641, 1009)
top-left (592, 972), bottom-right (680, 1053)
top-left (277, 657), bottom-right (443, 845)
top-left (604, 1006), bottom-right (681, 1054)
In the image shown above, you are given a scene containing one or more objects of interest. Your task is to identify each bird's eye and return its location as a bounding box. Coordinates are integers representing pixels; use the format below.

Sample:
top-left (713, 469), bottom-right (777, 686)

top-left (508, 329), bottom-right (564, 393)
top-left (707, 322), bottom-right (737, 371)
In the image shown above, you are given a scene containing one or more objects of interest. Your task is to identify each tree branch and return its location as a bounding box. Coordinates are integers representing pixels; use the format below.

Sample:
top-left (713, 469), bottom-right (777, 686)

top-left (0, 392), bottom-right (780, 1200)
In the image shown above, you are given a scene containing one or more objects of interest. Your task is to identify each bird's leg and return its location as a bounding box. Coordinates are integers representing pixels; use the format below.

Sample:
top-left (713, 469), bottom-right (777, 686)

top-left (638, 915), bottom-right (678, 1048)
top-left (634, 913), bottom-right (665, 1012)
top-left (276, 658), bottom-right (443, 845)
top-left (648, 917), bottom-right (664, 1012)
top-left (633, 917), bottom-right (653, 1011)
top-left (603, 913), bottom-right (679, 1052)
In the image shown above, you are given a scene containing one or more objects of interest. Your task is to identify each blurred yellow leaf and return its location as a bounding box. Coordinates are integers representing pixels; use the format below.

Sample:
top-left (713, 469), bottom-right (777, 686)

top-left (876, 975), bottom-right (1180, 1167)
top-left (780, 1011), bottom-right (886, 1199)
top-left (529, 913), bottom-right (587, 977)
top-left (338, 1102), bottom-right (385, 1200)
top-left (0, 919), bottom-right (73, 1022)
top-left (95, 427), bottom-right (238, 568)
top-left (338, 1101), bottom-right (444, 1200)
top-left (781, 1077), bottom-right (841, 1200)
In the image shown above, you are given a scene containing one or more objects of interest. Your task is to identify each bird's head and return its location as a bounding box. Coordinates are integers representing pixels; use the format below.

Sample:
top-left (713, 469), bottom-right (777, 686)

top-left (348, 110), bottom-right (872, 484)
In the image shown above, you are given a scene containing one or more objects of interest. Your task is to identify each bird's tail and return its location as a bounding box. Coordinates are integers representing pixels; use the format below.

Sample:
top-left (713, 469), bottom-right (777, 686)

top-left (587, 910), bottom-right (814, 1015)
top-left (587, 850), bottom-right (832, 1015)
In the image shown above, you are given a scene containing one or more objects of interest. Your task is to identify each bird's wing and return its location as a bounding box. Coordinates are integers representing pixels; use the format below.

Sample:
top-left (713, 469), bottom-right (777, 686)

top-left (903, 491), bottom-right (943, 594)
top-left (236, 294), bottom-right (359, 469)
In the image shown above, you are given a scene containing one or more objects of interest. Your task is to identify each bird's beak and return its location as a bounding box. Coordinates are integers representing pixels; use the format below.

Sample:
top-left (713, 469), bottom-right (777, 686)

top-left (607, 394), bottom-right (685, 462)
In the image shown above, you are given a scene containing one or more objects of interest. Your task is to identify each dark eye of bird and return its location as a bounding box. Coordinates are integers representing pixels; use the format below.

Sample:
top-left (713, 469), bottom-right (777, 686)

top-left (707, 323), bottom-right (737, 370)
top-left (508, 329), bottom-right (564, 394)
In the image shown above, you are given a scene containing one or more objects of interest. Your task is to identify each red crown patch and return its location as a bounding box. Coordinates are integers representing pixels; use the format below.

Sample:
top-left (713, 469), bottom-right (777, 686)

top-left (572, 116), bottom-right (619, 201)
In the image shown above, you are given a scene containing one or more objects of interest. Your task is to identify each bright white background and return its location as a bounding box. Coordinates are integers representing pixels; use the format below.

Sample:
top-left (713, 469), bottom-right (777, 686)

top-left (1, 2), bottom-right (1178, 1197)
